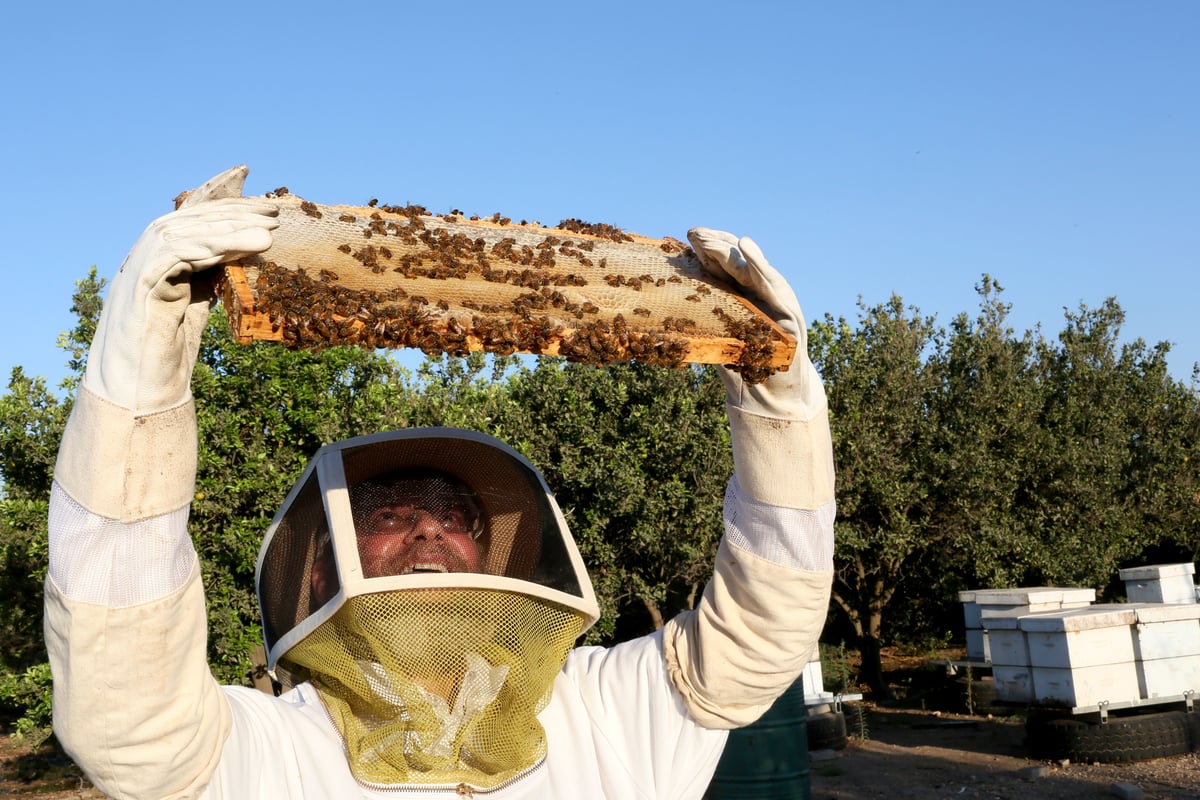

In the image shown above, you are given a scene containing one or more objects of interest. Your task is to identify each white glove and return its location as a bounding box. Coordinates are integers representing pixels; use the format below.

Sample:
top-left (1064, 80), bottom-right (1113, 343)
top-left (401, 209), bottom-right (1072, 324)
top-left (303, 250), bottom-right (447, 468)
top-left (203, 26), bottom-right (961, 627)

top-left (85, 165), bottom-right (278, 412)
top-left (687, 227), bottom-right (819, 420)
top-left (687, 227), bottom-right (833, 508)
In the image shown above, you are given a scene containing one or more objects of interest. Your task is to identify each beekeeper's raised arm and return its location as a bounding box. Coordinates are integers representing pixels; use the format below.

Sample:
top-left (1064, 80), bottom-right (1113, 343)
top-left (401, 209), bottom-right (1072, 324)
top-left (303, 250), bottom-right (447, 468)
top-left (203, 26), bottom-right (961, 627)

top-left (662, 227), bottom-right (836, 726)
top-left (44, 166), bottom-right (278, 798)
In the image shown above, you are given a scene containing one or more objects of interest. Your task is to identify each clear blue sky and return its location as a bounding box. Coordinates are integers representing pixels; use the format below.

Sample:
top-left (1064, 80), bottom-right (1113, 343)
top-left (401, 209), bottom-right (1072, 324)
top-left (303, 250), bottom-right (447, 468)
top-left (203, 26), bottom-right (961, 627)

top-left (2, 2), bottom-right (1197, 392)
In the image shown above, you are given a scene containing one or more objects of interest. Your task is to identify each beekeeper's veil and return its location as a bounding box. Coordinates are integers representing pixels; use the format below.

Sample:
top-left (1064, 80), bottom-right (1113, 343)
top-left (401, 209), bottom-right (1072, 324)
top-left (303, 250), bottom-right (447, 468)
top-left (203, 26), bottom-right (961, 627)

top-left (255, 428), bottom-right (599, 790)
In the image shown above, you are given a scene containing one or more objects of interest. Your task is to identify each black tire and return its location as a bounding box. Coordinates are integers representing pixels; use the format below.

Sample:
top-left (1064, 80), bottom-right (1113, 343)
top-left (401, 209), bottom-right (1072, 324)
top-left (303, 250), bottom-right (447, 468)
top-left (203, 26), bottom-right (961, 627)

top-left (1026, 710), bottom-right (1195, 764)
top-left (806, 709), bottom-right (848, 751)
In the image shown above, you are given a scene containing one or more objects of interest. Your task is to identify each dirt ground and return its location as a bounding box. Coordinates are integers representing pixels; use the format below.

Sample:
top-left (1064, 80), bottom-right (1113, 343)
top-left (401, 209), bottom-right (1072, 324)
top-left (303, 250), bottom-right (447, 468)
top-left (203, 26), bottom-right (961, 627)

top-left (810, 706), bottom-right (1200, 800)
top-left (3, 649), bottom-right (1198, 798)
top-left (0, 732), bottom-right (99, 799)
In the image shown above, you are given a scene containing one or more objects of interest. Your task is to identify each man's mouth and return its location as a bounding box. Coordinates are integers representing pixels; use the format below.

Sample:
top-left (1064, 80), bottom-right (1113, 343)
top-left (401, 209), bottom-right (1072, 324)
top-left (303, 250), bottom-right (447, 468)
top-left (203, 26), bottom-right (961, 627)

top-left (400, 562), bottom-right (450, 575)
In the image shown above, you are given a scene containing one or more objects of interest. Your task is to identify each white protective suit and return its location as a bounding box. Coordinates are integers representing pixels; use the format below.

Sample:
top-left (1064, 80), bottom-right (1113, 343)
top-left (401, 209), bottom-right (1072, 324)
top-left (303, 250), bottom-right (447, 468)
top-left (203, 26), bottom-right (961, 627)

top-left (44, 166), bottom-right (835, 799)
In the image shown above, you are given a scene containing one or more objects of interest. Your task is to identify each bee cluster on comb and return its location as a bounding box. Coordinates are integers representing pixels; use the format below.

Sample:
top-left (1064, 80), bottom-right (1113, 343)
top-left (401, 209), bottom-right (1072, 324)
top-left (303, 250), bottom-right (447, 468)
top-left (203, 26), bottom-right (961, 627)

top-left (217, 192), bottom-right (795, 383)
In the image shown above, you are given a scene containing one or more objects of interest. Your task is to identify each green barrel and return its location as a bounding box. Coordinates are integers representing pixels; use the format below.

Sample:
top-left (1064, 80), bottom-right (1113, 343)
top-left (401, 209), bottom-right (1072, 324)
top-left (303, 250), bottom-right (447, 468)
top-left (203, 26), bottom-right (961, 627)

top-left (705, 675), bottom-right (810, 799)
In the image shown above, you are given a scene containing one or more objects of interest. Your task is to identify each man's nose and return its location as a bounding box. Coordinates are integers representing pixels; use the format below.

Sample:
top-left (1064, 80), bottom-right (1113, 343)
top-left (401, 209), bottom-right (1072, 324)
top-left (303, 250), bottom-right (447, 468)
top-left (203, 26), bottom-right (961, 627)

top-left (402, 509), bottom-right (444, 542)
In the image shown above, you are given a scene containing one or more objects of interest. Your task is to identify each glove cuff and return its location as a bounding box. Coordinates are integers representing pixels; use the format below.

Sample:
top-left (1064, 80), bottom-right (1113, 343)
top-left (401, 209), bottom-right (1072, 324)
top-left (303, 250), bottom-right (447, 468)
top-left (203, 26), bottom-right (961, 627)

top-left (727, 405), bottom-right (835, 509)
top-left (54, 384), bottom-right (197, 522)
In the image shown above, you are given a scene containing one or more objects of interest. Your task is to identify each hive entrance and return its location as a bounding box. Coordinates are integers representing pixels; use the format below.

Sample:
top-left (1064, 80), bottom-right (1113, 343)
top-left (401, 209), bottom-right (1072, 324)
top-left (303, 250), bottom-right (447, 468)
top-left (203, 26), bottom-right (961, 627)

top-left (217, 192), bottom-right (796, 382)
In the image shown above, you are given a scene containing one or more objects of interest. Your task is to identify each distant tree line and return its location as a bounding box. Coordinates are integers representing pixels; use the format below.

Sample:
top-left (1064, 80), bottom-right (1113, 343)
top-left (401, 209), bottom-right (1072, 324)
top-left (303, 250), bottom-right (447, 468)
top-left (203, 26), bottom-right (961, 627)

top-left (2, 269), bottom-right (1198, 739)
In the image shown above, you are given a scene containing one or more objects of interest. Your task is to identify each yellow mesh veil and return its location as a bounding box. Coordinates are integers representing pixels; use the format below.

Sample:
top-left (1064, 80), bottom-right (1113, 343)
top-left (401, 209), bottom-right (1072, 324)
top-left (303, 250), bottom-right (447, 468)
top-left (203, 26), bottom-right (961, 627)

top-left (282, 590), bottom-right (586, 788)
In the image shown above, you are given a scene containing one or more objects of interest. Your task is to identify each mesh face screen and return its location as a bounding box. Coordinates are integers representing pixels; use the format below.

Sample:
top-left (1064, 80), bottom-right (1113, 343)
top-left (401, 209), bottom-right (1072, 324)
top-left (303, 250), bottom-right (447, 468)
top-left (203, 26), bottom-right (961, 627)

top-left (337, 436), bottom-right (579, 589)
top-left (258, 432), bottom-right (594, 657)
top-left (278, 589), bottom-right (587, 788)
top-left (259, 470), bottom-right (331, 651)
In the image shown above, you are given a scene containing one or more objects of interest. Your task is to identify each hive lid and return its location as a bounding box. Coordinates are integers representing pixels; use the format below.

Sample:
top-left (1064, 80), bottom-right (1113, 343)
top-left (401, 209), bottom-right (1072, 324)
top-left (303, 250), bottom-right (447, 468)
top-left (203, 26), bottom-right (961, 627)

top-left (1128, 603), bottom-right (1200, 623)
top-left (215, 192), bottom-right (797, 383)
top-left (972, 587), bottom-right (1062, 605)
top-left (1016, 604), bottom-right (1137, 632)
top-left (1117, 562), bottom-right (1196, 581)
top-left (981, 608), bottom-right (1078, 630)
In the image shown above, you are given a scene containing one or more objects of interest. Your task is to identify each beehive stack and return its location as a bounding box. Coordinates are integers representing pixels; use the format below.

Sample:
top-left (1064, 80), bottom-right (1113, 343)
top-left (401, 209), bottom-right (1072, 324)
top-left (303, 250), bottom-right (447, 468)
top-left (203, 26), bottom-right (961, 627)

top-left (216, 191), bottom-right (796, 383)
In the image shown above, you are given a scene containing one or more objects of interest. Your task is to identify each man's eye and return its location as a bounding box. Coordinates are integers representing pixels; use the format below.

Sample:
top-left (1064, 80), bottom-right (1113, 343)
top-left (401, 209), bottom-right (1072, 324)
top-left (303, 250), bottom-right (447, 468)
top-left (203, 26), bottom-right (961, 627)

top-left (370, 507), bottom-right (415, 528)
top-left (439, 509), bottom-right (469, 529)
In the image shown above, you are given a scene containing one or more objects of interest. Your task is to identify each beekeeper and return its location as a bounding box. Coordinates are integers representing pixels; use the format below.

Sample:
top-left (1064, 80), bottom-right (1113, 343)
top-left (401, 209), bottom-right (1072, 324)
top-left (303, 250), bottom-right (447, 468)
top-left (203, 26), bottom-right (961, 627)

top-left (44, 166), bottom-right (835, 799)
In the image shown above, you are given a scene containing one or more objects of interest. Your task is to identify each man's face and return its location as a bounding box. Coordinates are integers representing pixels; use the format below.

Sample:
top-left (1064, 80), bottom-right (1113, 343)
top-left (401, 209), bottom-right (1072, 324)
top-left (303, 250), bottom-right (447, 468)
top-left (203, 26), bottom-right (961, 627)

top-left (353, 474), bottom-right (485, 578)
top-left (356, 492), bottom-right (483, 577)
top-left (309, 472), bottom-right (486, 607)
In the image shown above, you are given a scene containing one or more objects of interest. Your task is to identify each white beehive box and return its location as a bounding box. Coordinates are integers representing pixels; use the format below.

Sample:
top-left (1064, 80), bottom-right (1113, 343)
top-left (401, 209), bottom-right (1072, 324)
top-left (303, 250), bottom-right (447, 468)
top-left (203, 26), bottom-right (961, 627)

top-left (1129, 603), bottom-right (1200, 698)
top-left (1119, 563), bottom-right (1197, 605)
top-left (959, 590), bottom-right (988, 660)
top-left (959, 589), bottom-right (982, 629)
top-left (981, 612), bottom-right (1030, 668)
top-left (960, 587), bottom-right (1095, 662)
top-left (1019, 605), bottom-right (1140, 707)
top-left (992, 665), bottom-right (1035, 704)
top-left (965, 628), bottom-right (990, 662)
top-left (980, 609), bottom-right (1082, 666)
top-left (802, 657), bottom-right (825, 696)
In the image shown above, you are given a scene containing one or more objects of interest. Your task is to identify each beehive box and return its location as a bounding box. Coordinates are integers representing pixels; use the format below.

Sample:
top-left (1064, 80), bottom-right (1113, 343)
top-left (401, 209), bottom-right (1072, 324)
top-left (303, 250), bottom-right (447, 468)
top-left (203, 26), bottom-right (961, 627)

top-left (992, 665), bottom-right (1035, 704)
top-left (983, 612), bottom-right (1035, 702)
top-left (215, 192), bottom-right (797, 383)
top-left (1118, 563), bottom-right (1197, 605)
top-left (1019, 605), bottom-right (1140, 707)
top-left (958, 590), bottom-right (987, 660)
top-left (960, 587), bottom-right (1095, 661)
top-left (981, 612), bottom-right (1035, 668)
top-left (802, 657), bottom-right (825, 696)
top-left (1129, 603), bottom-right (1200, 698)
top-left (1029, 663), bottom-right (1142, 708)
top-left (964, 628), bottom-right (990, 662)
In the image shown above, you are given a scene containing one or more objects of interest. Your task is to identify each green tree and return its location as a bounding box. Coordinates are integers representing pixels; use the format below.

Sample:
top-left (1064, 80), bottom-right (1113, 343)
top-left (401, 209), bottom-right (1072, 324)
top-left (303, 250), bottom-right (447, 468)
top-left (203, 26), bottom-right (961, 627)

top-left (1015, 299), bottom-right (1200, 589)
top-left (913, 278), bottom-right (1045, 618)
top-left (809, 295), bottom-right (945, 696)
